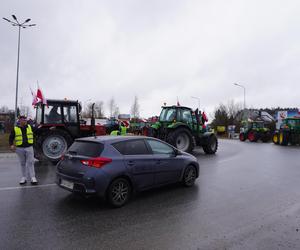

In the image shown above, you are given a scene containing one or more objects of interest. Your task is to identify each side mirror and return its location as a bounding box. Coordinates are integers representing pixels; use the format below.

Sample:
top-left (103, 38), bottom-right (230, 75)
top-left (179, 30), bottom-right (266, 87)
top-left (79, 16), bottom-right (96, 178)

top-left (172, 149), bottom-right (180, 157)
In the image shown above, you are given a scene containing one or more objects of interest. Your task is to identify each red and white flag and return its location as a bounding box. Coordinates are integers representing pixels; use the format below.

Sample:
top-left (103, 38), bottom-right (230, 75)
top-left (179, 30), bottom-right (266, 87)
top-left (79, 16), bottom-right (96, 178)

top-left (36, 85), bottom-right (47, 105)
top-left (30, 87), bottom-right (38, 106)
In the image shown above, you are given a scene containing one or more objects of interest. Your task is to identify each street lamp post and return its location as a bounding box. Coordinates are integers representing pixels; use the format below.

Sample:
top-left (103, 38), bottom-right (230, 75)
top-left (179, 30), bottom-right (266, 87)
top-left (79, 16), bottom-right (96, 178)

top-left (3, 15), bottom-right (36, 123)
top-left (191, 96), bottom-right (201, 110)
top-left (233, 83), bottom-right (246, 110)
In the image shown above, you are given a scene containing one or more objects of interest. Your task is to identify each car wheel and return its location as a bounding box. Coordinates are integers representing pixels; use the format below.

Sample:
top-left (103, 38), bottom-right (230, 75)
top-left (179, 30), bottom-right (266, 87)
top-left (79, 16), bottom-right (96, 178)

top-left (107, 178), bottom-right (131, 208)
top-left (182, 165), bottom-right (197, 187)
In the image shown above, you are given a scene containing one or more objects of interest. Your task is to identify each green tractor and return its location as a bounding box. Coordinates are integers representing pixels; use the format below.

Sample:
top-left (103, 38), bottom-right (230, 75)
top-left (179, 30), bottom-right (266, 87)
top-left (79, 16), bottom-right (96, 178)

top-left (150, 105), bottom-right (218, 154)
top-left (239, 121), bottom-right (271, 142)
top-left (272, 117), bottom-right (300, 146)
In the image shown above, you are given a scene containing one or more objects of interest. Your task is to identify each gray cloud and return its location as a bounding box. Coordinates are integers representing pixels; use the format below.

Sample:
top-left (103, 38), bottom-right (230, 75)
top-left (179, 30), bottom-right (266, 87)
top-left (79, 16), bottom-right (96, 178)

top-left (1, 0), bottom-right (300, 119)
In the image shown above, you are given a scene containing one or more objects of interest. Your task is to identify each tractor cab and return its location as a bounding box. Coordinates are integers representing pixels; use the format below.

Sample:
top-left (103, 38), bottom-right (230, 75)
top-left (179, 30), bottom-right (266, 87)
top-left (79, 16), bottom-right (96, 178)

top-left (281, 118), bottom-right (300, 130)
top-left (35, 100), bottom-right (81, 138)
top-left (34, 99), bottom-right (106, 162)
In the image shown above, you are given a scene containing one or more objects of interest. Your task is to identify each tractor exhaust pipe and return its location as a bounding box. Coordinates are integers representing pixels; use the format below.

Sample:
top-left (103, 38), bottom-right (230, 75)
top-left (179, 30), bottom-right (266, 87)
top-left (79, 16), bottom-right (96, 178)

top-left (91, 103), bottom-right (95, 135)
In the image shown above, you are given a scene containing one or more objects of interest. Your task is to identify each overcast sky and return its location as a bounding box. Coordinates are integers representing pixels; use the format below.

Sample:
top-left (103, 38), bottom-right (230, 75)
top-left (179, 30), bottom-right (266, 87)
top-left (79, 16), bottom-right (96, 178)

top-left (1, 0), bottom-right (300, 118)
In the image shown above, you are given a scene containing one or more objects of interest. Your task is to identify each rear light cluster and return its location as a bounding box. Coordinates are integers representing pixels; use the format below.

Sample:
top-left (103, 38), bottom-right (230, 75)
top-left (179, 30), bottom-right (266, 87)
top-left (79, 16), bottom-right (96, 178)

top-left (80, 157), bottom-right (112, 168)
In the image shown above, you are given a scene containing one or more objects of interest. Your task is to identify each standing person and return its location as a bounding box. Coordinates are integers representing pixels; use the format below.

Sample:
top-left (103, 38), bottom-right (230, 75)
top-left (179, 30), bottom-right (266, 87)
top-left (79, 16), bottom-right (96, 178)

top-left (9, 115), bottom-right (38, 185)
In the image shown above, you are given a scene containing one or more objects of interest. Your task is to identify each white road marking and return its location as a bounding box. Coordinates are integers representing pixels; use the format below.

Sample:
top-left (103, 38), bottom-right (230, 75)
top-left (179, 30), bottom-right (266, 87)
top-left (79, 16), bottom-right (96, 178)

top-left (0, 183), bottom-right (56, 191)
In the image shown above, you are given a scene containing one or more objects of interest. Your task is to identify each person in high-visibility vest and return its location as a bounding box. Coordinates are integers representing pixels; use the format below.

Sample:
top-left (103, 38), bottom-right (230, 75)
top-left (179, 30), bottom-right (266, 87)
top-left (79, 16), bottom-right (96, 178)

top-left (9, 115), bottom-right (38, 185)
top-left (110, 121), bottom-right (127, 136)
top-left (120, 122), bottom-right (127, 135)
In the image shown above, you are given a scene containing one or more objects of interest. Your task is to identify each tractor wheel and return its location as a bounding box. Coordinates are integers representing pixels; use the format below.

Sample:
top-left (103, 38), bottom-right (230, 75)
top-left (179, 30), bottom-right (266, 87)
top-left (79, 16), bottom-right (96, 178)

top-left (279, 131), bottom-right (289, 146)
top-left (36, 130), bottom-right (73, 163)
top-left (248, 130), bottom-right (258, 142)
top-left (167, 128), bottom-right (194, 152)
top-left (239, 133), bottom-right (246, 142)
top-left (261, 132), bottom-right (271, 143)
top-left (203, 134), bottom-right (218, 154)
top-left (272, 132), bottom-right (280, 145)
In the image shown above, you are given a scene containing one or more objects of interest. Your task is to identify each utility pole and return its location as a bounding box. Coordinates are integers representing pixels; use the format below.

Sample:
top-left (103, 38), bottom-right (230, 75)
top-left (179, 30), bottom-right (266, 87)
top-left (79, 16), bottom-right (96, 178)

top-left (3, 15), bottom-right (36, 123)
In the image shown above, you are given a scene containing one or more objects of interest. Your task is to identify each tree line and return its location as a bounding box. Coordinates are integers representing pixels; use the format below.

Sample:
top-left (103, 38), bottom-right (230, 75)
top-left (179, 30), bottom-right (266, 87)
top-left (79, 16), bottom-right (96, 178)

top-left (81, 95), bottom-right (140, 119)
top-left (211, 99), bottom-right (298, 129)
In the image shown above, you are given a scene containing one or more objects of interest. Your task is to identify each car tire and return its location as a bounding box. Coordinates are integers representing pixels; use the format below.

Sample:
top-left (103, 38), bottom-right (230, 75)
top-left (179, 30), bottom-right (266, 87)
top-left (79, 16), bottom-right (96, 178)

top-left (182, 165), bottom-right (197, 187)
top-left (107, 178), bottom-right (132, 208)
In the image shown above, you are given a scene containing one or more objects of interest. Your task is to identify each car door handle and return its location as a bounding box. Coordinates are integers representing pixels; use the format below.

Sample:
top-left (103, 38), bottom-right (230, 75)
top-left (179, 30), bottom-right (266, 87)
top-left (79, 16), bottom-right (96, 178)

top-left (127, 161), bottom-right (135, 166)
top-left (155, 160), bottom-right (161, 164)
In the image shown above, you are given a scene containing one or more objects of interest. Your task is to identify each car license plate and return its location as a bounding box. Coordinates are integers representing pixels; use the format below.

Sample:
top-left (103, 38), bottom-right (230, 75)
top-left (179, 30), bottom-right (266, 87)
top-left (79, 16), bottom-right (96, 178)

top-left (60, 179), bottom-right (74, 189)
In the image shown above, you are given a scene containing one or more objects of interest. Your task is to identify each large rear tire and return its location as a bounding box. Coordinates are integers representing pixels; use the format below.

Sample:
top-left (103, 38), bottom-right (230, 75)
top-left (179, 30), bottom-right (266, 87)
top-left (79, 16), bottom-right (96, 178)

top-left (261, 132), bottom-right (271, 143)
top-left (35, 130), bottom-right (73, 162)
top-left (239, 133), bottom-right (246, 141)
top-left (167, 127), bottom-right (194, 152)
top-left (272, 132), bottom-right (279, 145)
top-left (203, 134), bottom-right (218, 154)
top-left (248, 130), bottom-right (258, 142)
top-left (279, 131), bottom-right (289, 146)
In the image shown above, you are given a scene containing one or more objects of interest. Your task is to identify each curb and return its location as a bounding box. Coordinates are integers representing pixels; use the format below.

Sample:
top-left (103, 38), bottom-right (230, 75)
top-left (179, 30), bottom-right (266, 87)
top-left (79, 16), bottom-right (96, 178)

top-left (0, 153), bottom-right (17, 159)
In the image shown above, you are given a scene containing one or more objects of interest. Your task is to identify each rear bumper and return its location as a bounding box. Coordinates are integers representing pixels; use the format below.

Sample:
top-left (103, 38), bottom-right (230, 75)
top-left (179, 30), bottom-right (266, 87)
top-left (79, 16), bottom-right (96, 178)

top-left (56, 172), bottom-right (97, 196)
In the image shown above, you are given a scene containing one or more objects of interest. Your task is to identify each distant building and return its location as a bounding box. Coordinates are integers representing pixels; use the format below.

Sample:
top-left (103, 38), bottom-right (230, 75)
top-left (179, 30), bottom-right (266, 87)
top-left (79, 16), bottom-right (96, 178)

top-left (118, 114), bottom-right (131, 121)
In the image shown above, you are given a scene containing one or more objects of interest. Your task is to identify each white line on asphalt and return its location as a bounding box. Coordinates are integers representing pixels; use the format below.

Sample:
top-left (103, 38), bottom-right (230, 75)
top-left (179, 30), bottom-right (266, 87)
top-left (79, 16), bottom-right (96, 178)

top-left (0, 183), bottom-right (56, 191)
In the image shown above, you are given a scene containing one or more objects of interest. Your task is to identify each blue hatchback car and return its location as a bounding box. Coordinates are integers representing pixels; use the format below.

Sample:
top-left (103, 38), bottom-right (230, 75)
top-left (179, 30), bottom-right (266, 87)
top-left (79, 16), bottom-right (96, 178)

top-left (56, 136), bottom-right (199, 207)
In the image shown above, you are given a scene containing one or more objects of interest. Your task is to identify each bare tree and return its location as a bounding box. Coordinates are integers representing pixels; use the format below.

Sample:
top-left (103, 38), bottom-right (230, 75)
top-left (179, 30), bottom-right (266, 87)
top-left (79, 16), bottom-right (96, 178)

top-left (227, 99), bottom-right (243, 119)
top-left (0, 106), bottom-right (9, 113)
top-left (83, 101), bottom-right (105, 118)
top-left (113, 106), bottom-right (120, 118)
top-left (108, 97), bottom-right (120, 118)
top-left (108, 97), bottom-right (115, 118)
top-left (94, 101), bottom-right (105, 118)
top-left (130, 95), bottom-right (140, 118)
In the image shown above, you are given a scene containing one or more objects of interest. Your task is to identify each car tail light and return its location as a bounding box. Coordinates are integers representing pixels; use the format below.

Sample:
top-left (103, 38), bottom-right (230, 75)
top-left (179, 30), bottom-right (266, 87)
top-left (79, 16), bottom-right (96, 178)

top-left (61, 154), bottom-right (65, 160)
top-left (80, 157), bottom-right (112, 168)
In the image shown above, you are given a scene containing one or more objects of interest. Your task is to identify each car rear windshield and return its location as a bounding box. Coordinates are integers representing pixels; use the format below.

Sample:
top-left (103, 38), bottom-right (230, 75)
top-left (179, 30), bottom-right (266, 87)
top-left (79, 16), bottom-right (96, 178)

top-left (67, 141), bottom-right (104, 157)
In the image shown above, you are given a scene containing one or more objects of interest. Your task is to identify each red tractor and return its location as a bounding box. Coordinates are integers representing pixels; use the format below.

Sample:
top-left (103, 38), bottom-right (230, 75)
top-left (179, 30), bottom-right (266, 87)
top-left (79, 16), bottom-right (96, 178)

top-left (34, 99), bottom-right (106, 162)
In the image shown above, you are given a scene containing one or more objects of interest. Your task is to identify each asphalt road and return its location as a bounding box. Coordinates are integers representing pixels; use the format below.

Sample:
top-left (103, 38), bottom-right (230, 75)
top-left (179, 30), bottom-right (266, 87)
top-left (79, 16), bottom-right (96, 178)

top-left (0, 139), bottom-right (300, 250)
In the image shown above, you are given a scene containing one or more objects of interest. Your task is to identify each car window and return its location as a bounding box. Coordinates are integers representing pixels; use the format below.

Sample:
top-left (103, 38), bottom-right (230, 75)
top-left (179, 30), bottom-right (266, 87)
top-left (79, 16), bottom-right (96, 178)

top-left (147, 139), bottom-right (174, 155)
top-left (113, 140), bottom-right (150, 155)
top-left (68, 141), bottom-right (103, 157)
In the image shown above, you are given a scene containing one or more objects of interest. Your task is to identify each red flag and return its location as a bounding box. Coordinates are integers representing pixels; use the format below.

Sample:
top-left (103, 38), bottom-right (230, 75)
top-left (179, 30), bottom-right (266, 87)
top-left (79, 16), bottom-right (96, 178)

top-left (36, 87), bottom-right (47, 105)
top-left (202, 112), bottom-right (208, 122)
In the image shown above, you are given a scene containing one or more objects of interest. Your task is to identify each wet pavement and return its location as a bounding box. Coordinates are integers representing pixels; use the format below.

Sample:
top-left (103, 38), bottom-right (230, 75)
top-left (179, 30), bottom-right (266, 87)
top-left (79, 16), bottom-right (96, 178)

top-left (0, 139), bottom-right (300, 250)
